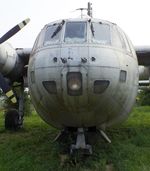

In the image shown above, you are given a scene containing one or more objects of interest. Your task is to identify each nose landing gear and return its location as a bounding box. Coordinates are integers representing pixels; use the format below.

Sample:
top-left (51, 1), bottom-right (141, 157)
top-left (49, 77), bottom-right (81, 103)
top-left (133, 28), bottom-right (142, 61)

top-left (54, 127), bottom-right (111, 155)
top-left (70, 128), bottom-right (92, 155)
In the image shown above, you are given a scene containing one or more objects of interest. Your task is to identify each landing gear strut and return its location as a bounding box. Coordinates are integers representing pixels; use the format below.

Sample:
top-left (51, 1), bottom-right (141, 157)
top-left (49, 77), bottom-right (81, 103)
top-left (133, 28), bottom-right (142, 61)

top-left (70, 128), bottom-right (92, 155)
top-left (5, 86), bottom-right (24, 130)
top-left (54, 127), bottom-right (111, 155)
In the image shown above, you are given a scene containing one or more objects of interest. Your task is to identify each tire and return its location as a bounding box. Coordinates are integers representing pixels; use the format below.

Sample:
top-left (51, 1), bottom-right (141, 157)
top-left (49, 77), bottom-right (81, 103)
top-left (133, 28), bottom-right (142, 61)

top-left (5, 109), bottom-right (20, 130)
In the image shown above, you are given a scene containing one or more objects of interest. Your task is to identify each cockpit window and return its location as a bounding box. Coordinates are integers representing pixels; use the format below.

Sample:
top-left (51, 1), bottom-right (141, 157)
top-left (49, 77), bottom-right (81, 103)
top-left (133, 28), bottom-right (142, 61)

top-left (91, 23), bottom-right (111, 45)
top-left (112, 26), bottom-right (132, 53)
top-left (64, 22), bottom-right (86, 43)
top-left (44, 22), bottom-right (63, 45)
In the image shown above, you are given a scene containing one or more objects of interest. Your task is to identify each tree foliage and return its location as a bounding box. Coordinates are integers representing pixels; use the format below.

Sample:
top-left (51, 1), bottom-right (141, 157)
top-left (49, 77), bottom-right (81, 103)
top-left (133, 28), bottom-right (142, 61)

top-left (137, 88), bottom-right (150, 106)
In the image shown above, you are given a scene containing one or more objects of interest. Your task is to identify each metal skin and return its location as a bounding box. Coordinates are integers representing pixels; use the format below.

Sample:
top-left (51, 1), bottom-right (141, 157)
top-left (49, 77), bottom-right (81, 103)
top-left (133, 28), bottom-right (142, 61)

top-left (0, 42), bottom-right (25, 82)
top-left (0, 43), bottom-right (17, 76)
top-left (28, 18), bottom-right (139, 130)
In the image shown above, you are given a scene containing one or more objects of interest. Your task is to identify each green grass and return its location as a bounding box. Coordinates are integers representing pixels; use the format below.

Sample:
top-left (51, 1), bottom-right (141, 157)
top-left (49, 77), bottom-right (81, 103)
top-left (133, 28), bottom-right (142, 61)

top-left (0, 106), bottom-right (150, 171)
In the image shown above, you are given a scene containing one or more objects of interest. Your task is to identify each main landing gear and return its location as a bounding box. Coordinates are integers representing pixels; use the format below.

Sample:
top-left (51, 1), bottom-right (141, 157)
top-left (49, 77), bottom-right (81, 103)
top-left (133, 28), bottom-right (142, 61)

top-left (5, 86), bottom-right (24, 130)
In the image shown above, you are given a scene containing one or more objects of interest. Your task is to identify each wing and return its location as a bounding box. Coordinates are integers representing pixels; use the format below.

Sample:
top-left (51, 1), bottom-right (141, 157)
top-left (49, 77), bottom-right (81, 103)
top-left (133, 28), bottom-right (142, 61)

top-left (135, 46), bottom-right (150, 66)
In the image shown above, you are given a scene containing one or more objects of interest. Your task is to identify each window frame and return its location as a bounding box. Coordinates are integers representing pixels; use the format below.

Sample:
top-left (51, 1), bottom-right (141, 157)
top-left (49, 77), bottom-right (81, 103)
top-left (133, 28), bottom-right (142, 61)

top-left (64, 21), bottom-right (87, 43)
top-left (43, 23), bottom-right (62, 46)
top-left (90, 22), bottom-right (111, 45)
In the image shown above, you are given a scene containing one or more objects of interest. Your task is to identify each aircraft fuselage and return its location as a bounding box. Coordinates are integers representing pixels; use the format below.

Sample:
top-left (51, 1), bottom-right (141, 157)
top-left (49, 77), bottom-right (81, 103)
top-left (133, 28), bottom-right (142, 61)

top-left (28, 18), bottom-right (139, 129)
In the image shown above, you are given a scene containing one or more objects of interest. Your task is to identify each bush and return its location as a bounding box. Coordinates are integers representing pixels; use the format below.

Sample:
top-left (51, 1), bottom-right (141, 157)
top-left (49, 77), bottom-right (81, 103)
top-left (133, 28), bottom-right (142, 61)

top-left (137, 88), bottom-right (150, 106)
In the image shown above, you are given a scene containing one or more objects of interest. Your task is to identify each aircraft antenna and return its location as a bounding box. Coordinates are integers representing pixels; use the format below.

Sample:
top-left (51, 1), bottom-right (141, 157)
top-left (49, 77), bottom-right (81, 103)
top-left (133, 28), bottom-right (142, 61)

top-left (76, 8), bottom-right (87, 18)
top-left (76, 2), bottom-right (93, 18)
top-left (87, 2), bottom-right (93, 17)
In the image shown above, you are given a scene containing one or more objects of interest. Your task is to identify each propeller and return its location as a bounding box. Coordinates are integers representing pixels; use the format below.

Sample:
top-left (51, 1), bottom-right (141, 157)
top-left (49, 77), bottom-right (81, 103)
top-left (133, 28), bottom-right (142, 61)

top-left (0, 18), bottom-right (30, 44)
top-left (0, 18), bottom-right (30, 103)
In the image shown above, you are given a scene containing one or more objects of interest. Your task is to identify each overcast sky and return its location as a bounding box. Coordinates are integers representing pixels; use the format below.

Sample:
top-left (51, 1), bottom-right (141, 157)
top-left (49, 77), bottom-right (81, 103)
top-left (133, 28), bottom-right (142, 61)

top-left (0, 0), bottom-right (150, 48)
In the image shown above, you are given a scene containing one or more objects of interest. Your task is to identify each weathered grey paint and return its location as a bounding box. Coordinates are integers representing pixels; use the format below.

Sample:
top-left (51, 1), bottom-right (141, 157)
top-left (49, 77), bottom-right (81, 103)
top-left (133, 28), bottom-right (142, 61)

top-left (28, 18), bottom-right (139, 129)
top-left (0, 43), bottom-right (17, 75)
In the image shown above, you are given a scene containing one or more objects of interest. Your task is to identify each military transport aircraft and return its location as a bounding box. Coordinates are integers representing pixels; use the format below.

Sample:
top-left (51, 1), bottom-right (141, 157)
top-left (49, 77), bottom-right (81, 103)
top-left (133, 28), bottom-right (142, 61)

top-left (0, 2), bottom-right (149, 154)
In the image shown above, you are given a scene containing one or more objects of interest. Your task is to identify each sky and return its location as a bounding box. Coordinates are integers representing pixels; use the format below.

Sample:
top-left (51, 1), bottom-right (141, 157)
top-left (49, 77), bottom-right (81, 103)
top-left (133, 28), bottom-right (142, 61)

top-left (0, 0), bottom-right (150, 48)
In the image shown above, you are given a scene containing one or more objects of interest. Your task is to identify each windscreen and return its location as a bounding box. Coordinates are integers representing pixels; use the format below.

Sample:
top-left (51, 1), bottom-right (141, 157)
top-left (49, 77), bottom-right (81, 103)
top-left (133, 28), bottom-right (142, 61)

top-left (64, 22), bottom-right (86, 43)
top-left (44, 23), bottom-right (62, 45)
top-left (91, 22), bottom-right (111, 45)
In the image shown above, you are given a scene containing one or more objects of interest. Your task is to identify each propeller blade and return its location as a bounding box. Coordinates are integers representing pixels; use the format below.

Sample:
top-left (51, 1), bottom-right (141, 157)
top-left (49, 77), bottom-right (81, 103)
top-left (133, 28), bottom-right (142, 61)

top-left (0, 18), bottom-right (30, 44)
top-left (0, 73), bottom-right (17, 103)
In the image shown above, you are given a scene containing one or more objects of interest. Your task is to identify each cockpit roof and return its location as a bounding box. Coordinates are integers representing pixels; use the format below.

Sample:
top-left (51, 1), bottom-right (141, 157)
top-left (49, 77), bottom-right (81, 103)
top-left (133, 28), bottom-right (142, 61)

top-left (45, 18), bottom-right (116, 27)
top-left (32, 17), bottom-right (132, 55)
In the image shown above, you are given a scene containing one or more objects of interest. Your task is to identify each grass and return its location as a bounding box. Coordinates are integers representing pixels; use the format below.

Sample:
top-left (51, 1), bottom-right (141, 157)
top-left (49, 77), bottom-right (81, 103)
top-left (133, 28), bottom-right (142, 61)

top-left (0, 106), bottom-right (150, 171)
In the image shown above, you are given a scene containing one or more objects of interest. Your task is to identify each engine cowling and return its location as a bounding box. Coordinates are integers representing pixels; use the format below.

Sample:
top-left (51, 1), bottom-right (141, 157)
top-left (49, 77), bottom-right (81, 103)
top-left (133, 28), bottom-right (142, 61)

top-left (0, 42), bottom-right (24, 82)
top-left (139, 66), bottom-right (150, 80)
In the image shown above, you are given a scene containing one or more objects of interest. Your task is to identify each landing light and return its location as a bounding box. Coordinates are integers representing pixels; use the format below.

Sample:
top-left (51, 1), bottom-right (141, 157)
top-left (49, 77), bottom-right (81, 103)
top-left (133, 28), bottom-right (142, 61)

top-left (68, 78), bottom-right (81, 91)
top-left (67, 72), bottom-right (82, 96)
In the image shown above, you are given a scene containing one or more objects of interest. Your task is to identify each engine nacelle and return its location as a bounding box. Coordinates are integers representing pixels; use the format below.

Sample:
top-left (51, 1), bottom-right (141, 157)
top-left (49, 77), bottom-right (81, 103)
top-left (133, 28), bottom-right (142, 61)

top-left (139, 66), bottom-right (150, 80)
top-left (0, 42), bottom-right (17, 75)
top-left (0, 42), bottom-right (24, 82)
